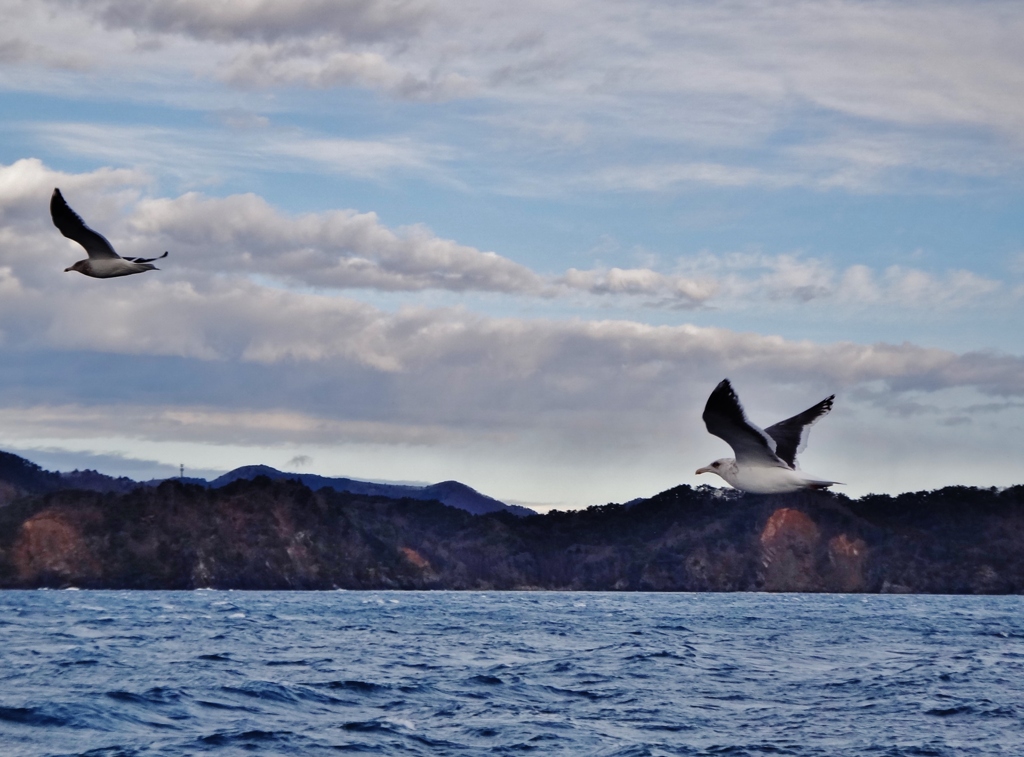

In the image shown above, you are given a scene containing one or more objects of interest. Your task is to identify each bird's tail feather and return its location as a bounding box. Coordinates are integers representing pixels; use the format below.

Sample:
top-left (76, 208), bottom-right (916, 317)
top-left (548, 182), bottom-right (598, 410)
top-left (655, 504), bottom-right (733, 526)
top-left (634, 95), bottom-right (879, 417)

top-left (806, 480), bottom-right (843, 490)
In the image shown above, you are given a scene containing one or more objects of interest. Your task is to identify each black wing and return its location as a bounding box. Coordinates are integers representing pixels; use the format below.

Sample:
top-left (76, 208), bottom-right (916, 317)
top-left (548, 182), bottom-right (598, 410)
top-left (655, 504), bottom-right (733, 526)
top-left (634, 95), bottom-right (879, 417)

top-left (764, 394), bottom-right (834, 469)
top-left (50, 188), bottom-right (120, 260)
top-left (702, 379), bottom-right (786, 467)
top-left (124, 251), bottom-right (169, 264)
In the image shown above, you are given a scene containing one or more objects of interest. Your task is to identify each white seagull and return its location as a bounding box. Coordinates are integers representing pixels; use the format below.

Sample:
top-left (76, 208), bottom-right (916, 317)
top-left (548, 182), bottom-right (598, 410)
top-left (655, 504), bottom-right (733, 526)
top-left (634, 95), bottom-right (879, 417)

top-left (695, 378), bottom-right (841, 493)
top-left (50, 188), bottom-right (167, 278)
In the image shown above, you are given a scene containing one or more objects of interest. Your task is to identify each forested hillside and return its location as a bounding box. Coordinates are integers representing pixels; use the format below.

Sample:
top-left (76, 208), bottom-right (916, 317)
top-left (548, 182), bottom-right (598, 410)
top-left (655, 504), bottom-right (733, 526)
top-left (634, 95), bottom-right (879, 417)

top-left (1, 476), bottom-right (1022, 592)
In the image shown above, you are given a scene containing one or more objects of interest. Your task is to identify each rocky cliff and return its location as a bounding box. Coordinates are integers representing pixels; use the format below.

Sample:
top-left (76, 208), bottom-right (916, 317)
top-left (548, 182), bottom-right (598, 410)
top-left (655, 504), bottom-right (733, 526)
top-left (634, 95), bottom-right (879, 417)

top-left (1, 477), bottom-right (1022, 592)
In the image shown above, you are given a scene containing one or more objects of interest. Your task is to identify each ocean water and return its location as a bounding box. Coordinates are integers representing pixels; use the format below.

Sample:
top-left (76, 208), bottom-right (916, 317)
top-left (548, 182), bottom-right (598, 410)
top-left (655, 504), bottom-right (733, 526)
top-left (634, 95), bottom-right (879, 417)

top-left (0, 592), bottom-right (1022, 756)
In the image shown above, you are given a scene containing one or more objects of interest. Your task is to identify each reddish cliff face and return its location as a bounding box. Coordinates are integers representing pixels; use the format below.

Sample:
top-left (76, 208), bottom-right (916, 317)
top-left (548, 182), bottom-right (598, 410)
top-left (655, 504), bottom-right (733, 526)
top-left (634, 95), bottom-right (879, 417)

top-left (400, 546), bottom-right (432, 570)
top-left (12, 509), bottom-right (101, 585)
top-left (758, 509), bottom-right (870, 592)
top-left (0, 479), bottom-right (1022, 592)
top-left (759, 508), bottom-right (821, 591)
top-left (828, 534), bottom-right (868, 592)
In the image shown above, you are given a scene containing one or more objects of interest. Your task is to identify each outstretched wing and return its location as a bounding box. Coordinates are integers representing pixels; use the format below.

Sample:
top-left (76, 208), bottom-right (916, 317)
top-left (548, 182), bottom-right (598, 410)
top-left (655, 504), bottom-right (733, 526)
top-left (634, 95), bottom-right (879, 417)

top-left (124, 251), bottom-right (169, 264)
top-left (764, 394), bottom-right (834, 469)
top-left (50, 188), bottom-right (120, 260)
top-left (702, 379), bottom-right (787, 468)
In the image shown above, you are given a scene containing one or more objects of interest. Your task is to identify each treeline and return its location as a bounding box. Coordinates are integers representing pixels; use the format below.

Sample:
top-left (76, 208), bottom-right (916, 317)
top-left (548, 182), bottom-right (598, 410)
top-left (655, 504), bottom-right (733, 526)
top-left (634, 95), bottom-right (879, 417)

top-left (1, 476), bottom-right (1023, 592)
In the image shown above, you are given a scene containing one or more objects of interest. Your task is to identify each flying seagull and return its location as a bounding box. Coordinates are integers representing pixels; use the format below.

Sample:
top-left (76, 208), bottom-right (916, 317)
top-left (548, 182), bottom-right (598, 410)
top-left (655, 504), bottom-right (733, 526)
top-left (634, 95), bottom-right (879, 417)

top-left (695, 378), bottom-right (841, 493)
top-left (50, 188), bottom-right (167, 278)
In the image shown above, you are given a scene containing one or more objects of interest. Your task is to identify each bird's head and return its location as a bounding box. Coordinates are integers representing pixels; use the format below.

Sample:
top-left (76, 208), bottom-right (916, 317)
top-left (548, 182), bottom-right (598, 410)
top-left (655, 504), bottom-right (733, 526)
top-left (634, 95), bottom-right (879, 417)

top-left (64, 260), bottom-right (87, 274)
top-left (695, 458), bottom-right (732, 478)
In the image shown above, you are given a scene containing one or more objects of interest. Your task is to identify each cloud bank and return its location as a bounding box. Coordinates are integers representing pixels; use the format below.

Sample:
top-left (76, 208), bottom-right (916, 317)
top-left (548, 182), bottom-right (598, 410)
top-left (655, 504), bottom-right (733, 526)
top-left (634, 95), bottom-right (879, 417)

top-left (2, 161), bottom-right (1021, 504)
top-left (4, 1), bottom-right (1022, 191)
top-left (1, 159), bottom-right (1007, 312)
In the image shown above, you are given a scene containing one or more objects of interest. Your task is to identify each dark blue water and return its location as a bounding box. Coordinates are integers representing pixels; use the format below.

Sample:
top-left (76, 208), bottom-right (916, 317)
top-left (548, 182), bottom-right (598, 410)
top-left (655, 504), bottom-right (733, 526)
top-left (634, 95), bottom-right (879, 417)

top-left (1, 592), bottom-right (1022, 756)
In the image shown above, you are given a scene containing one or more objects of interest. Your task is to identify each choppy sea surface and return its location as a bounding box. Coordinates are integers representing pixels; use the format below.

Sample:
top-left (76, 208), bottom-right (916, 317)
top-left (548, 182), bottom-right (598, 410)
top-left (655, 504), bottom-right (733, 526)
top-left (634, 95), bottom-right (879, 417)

top-left (1, 592), bottom-right (1022, 756)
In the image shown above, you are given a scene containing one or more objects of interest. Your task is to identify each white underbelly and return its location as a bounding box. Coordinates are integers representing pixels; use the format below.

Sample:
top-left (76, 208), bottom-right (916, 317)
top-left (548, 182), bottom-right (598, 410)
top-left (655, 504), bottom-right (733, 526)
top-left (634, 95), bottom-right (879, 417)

top-left (730, 465), bottom-right (807, 494)
top-left (89, 259), bottom-right (148, 278)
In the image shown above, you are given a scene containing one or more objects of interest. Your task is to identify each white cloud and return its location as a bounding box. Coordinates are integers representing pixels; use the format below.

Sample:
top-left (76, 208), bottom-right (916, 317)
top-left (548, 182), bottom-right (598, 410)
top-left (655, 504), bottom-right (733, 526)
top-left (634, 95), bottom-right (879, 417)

top-left (832, 264), bottom-right (1002, 307)
top-left (0, 404), bottom-right (462, 446)
top-left (2, 1), bottom-right (1022, 192)
top-left (264, 134), bottom-right (447, 177)
top-left (588, 163), bottom-right (803, 193)
top-left (1, 159), bottom-right (1023, 503)
top-left (73, 0), bottom-right (433, 44)
top-left (0, 157), bottom-right (146, 214)
top-left (1, 266), bottom-right (1024, 506)
top-left (746, 255), bottom-right (834, 303)
top-left (1, 246), bottom-right (1022, 399)
top-left (13, 3), bottom-right (1022, 133)
top-left (128, 191), bottom-right (546, 294)
top-left (32, 122), bottom-right (447, 186)
top-left (0, 160), bottom-right (1007, 311)
top-left (581, 132), bottom-right (1022, 194)
top-left (221, 40), bottom-right (475, 100)
top-left (212, 108), bottom-right (270, 130)
top-left (0, 36), bottom-right (76, 68)
top-left (0, 3), bottom-right (95, 71)
top-left (558, 267), bottom-right (717, 308)
top-left (676, 251), bottom-right (1003, 309)
top-left (880, 266), bottom-right (1002, 307)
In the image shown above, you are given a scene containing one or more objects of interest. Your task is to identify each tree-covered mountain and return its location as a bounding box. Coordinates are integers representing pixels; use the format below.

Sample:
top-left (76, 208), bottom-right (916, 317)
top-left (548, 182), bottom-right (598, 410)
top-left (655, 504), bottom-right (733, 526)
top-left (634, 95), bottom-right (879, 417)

top-left (0, 451), bottom-right (64, 504)
top-left (0, 450), bottom-right (531, 517)
top-left (207, 464), bottom-right (532, 517)
top-left (1, 475), bottom-right (1022, 592)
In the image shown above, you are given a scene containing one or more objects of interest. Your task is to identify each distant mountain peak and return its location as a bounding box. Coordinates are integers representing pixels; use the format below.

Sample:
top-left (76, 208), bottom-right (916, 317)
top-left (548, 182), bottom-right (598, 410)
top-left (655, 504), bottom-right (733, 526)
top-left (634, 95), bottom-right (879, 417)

top-left (208, 466), bottom-right (534, 517)
top-left (0, 448), bottom-right (533, 517)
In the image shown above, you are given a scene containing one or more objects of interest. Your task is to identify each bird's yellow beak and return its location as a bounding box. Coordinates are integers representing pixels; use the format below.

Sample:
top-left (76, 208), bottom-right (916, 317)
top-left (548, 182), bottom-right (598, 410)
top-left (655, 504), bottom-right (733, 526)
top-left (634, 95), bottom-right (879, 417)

top-left (695, 466), bottom-right (712, 475)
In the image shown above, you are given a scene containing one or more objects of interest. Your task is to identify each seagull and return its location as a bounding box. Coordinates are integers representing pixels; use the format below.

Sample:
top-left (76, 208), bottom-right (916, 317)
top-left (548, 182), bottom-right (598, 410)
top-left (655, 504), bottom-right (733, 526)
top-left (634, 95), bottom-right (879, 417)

top-left (50, 188), bottom-right (167, 278)
top-left (695, 378), bottom-right (841, 493)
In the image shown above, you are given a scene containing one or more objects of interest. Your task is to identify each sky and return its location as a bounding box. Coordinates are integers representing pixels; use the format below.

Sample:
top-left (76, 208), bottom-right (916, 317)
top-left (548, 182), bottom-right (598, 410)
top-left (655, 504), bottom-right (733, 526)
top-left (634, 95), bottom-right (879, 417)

top-left (1, 0), bottom-right (1023, 511)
